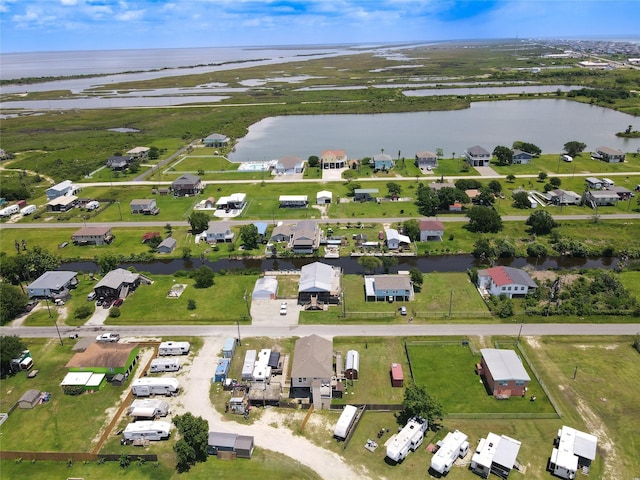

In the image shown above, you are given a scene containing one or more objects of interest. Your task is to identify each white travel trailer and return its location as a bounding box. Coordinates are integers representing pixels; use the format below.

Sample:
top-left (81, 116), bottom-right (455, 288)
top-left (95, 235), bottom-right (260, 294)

top-left (158, 341), bottom-right (190, 356)
top-left (131, 377), bottom-right (180, 397)
top-left (333, 405), bottom-right (358, 440)
top-left (149, 358), bottom-right (182, 373)
top-left (241, 349), bottom-right (257, 381)
top-left (85, 200), bottom-right (100, 211)
top-left (20, 205), bottom-right (37, 215)
top-left (123, 421), bottom-right (172, 441)
top-left (129, 399), bottom-right (171, 418)
top-left (0, 204), bottom-right (19, 217)
top-left (386, 417), bottom-right (428, 463)
top-left (430, 430), bottom-right (470, 475)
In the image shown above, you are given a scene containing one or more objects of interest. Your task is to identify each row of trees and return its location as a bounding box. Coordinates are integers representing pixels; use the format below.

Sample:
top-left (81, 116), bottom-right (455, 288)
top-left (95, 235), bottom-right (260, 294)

top-left (492, 140), bottom-right (587, 166)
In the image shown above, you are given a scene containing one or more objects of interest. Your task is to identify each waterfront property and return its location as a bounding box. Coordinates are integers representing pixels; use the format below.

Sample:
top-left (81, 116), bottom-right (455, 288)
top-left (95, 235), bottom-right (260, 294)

top-left (297, 261), bottom-right (341, 306)
top-left (465, 145), bottom-right (491, 167)
top-left (27, 270), bottom-right (78, 300)
top-left (320, 149), bottom-right (347, 169)
top-left (419, 220), bottom-right (445, 241)
top-left (477, 266), bottom-right (537, 298)
top-left (205, 223), bottom-right (235, 243)
top-left (512, 149), bottom-right (534, 164)
top-left (157, 237), bottom-right (177, 254)
top-left (477, 348), bottom-right (531, 398)
top-left (371, 153), bottom-right (394, 170)
top-left (275, 155), bottom-right (305, 175)
top-left (593, 146), bottom-right (625, 163)
top-left (385, 227), bottom-right (411, 250)
top-left (291, 220), bottom-right (320, 253)
top-left (71, 226), bottom-right (114, 246)
top-left (94, 267), bottom-right (152, 300)
top-left (203, 133), bottom-right (230, 148)
top-left (364, 274), bottom-right (414, 302)
top-left (415, 151), bottom-right (438, 169)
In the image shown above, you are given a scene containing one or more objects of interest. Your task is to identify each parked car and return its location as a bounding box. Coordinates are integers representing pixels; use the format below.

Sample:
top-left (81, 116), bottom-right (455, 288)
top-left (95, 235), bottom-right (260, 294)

top-left (87, 291), bottom-right (97, 301)
top-left (96, 297), bottom-right (104, 307)
top-left (96, 333), bottom-right (120, 343)
top-left (102, 299), bottom-right (112, 309)
top-left (25, 299), bottom-right (39, 312)
top-left (113, 298), bottom-right (124, 307)
top-left (280, 302), bottom-right (288, 315)
top-left (399, 306), bottom-right (407, 316)
top-left (54, 299), bottom-right (65, 306)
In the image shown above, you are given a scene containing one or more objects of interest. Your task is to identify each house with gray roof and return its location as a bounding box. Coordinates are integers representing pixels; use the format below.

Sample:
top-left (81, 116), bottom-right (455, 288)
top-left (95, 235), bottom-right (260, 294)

top-left (171, 174), bottom-right (203, 197)
top-left (298, 262), bottom-right (341, 306)
top-left (465, 145), bottom-right (491, 167)
top-left (594, 146), bottom-right (625, 163)
top-left (46, 180), bottom-right (77, 201)
top-left (157, 237), bottom-right (177, 254)
top-left (94, 268), bottom-right (151, 301)
top-left (512, 149), bottom-right (534, 164)
top-left (207, 432), bottom-right (254, 458)
top-left (291, 334), bottom-right (333, 410)
top-left (291, 220), bottom-right (320, 253)
top-left (27, 271), bottom-right (78, 300)
top-left (106, 155), bottom-right (132, 170)
top-left (478, 348), bottom-right (530, 398)
top-left (364, 274), bottom-right (414, 302)
top-left (270, 223), bottom-right (292, 243)
top-left (205, 223), bottom-right (235, 243)
top-left (203, 133), bottom-right (230, 148)
top-left (583, 190), bottom-right (619, 207)
top-left (275, 155), bottom-right (305, 175)
top-left (415, 151), bottom-right (438, 169)
top-left (130, 199), bottom-right (159, 215)
top-left (71, 226), bottom-right (114, 246)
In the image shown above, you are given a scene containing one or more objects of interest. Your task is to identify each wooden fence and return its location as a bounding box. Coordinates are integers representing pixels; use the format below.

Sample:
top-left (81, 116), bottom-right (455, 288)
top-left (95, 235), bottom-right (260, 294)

top-left (0, 451), bottom-right (157, 462)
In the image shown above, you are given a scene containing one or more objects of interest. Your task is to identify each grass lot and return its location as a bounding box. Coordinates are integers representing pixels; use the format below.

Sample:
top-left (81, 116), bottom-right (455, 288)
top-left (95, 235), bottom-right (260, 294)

top-left (106, 273), bottom-right (257, 325)
top-left (491, 152), bottom-right (640, 176)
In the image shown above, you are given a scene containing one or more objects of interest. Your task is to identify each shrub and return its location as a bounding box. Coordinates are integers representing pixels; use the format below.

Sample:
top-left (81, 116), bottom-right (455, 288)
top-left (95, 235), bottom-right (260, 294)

top-left (109, 307), bottom-right (121, 318)
top-left (119, 454), bottom-right (130, 469)
top-left (74, 304), bottom-right (93, 319)
top-left (187, 299), bottom-right (196, 310)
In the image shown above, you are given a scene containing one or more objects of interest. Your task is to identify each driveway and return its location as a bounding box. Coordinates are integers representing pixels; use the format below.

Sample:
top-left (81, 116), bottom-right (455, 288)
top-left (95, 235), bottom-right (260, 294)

top-left (474, 165), bottom-right (501, 176)
top-left (85, 304), bottom-right (110, 326)
top-left (250, 299), bottom-right (302, 326)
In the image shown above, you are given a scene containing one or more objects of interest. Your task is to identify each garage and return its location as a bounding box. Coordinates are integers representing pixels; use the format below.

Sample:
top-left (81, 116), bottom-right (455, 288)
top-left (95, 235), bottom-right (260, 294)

top-left (251, 276), bottom-right (278, 301)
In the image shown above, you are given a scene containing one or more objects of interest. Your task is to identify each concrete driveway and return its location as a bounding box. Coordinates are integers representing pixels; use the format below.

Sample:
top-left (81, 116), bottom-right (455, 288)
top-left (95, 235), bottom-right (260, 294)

top-left (85, 303), bottom-right (111, 326)
top-left (250, 299), bottom-right (301, 326)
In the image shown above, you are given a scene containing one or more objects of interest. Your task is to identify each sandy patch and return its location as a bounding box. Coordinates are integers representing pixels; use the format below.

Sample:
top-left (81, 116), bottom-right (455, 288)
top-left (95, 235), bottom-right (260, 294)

top-left (526, 336), bottom-right (542, 349)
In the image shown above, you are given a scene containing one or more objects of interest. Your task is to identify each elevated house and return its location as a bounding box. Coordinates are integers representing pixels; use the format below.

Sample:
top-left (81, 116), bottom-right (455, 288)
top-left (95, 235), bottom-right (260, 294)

top-left (46, 180), bottom-right (76, 201)
top-left (585, 177), bottom-right (603, 190)
top-left (353, 188), bottom-right (379, 202)
top-left (583, 190), bottom-right (619, 207)
top-left (205, 223), bottom-right (235, 243)
top-left (298, 262), bottom-right (341, 306)
top-left (47, 195), bottom-right (78, 212)
top-left (609, 185), bottom-right (633, 200)
top-left (545, 189), bottom-right (581, 206)
top-left (27, 271), bottom-right (78, 300)
top-left (291, 220), bottom-right (320, 253)
top-left (385, 228), bottom-right (411, 250)
top-left (94, 268), bottom-right (152, 300)
top-left (549, 426), bottom-right (598, 479)
top-left (477, 266), bottom-right (537, 298)
top-left (130, 199), bottom-right (159, 215)
top-left (477, 348), bottom-right (530, 398)
top-left (371, 153), bottom-right (394, 170)
top-left (126, 147), bottom-right (150, 160)
top-left (171, 174), bottom-right (203, 197)
top-left (471, 432), bottom-right (522, 479)
top-left (203, 133), bottom-right (230, 148)
top-left (279, 195), bottom-right (308, 208)
top-left (275, 155), bottom-right (305, 175)
top-left (594, 146), bottom-right (625, 163)
top-left (465, 145), bottom-right (491, 167)
top-left (419, 220), bottom-right (444, 241)
top-left (291, 334), bottom-right (333, 409)
top-left (65, 342), bottom-right (140, 381)
top-left (320, 149), bottom-right (347, 169)
top-left (72, 226), bottom-right (114, 246)
top-left (415, 151), bottom-right (438, 169)
top-left (364, 274), bottom-right (414, 302)
top-left (106, 155), bottom-right (132, 170)
top-left (511, 150), bottom-right (534, 164)
top-left (316, 190), bottom-right (333, 205)
top-left (157, 237), bottom-right (177, 254)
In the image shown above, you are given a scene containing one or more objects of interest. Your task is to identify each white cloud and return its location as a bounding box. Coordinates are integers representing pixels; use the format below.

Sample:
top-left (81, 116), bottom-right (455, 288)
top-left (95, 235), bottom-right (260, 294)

top-left (60, 0), bottom-right (78, 6)
top-left (115, 8), bottom-right (144, 21)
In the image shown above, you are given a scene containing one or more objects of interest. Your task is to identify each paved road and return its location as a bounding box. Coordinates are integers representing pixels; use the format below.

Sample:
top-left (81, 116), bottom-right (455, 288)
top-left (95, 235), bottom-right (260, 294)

top-left (3, 323), bottom-right (639, 341)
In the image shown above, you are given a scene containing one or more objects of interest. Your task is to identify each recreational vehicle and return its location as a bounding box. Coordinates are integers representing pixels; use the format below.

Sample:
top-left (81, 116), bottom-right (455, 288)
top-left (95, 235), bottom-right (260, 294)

top-left (149, 358), bottom-right (182, 373)
top-left (122, 421), bottom-right (172, 441)
top-left (158, 341), bottom-right (190, 356)
top-left (430, 430), bottom-right (470, 475)
top-left (334, 405), bottom-right (358, 440)
top-left (129, 399), bottom-right (171, 418)
top-left (85, 200), bottom-right (100, 211)
top-left (386, 417), bottom-right (428, 463)
top-left (131, 377), bottom-right (180, 397)
top-left (241, 349), bottom-right (257, 381)
top-left (0, 204), bottom-right (19, 217)
top-left (20, 205), bottom-right (37, 215)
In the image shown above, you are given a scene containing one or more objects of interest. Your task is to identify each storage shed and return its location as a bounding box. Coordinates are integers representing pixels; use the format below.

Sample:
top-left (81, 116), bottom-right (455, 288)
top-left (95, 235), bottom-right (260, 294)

top-left (251, 276), bottom-right (278, 301)
top-left (222, 338), bottom-right (236, 359)
top-left (18, 389), bottom-right (41, 409)
top-left (213, 358), bottom-right (231, 383)
top-left (207, 432), bottom-right (254, 459)
top-left (390, 363), bottom-right (404, 387)
top-left (345, 350), bottom-right (359, 380)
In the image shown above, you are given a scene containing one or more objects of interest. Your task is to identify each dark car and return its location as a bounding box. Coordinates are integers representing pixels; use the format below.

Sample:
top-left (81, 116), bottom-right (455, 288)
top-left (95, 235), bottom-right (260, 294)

top-left (96, 298), bottom-right (104, 307)
top-left (25, 299), bottom-right (39, 312)
top-left (113, 298), bottom-right (124, 307)
top-left (102, 299), bottom-right (112, 309)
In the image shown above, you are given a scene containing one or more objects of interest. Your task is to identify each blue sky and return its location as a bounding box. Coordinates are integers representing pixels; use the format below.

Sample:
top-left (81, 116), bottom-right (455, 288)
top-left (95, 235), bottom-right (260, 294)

top-left (1, 0), bottom-right (639, 53)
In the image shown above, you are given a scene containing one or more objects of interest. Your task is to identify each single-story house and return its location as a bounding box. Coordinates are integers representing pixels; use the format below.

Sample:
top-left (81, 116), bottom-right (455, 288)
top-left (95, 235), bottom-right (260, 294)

top-left (546, 189), bottom-right (581, 206)
top-left (470, 432), bottom-right (522, 479)
top-left (385, 228), bottom-right (411, 250)
top-left (585, 177), bottom-right (603, 190)
top-left (466, 189), bottom-right (481, 202)
top-left (371, 153), bottom-right (394, 170)
top-left (94, 268), bottom-right (151, 300)
top-left (157, 237), bottom-right (177, 254)
top-left (465, 145), bottom-right (491, 167)
top-left (478, 348), bottom-right (531, 398)
top-left (130, 199), bottom-right (159, 215)
top-left (270, 223), bottom-right (292, 243)
top-left (72, 226), bottom-right (114, 246)
top-left (46, 195), bottom-right (78, 212)
top-left (27, 270), bottom-right (78, 299)
top-left (291, 220), bottom-right (319, 253)
top-left (66, 342), bottom-right (140, 379)
top-left (512, 149), bottom-right (534, 164)
top-left (216, 193), bottom-right (246, 211)
top-left (415, 151), bottom-right (438, 169)
top-left (207, 432), bottom-right (254, 458)
top-left (364, 274), bottom-right (414, 302)
top-left (291, 334), bottom-right (333, 409)
top-left (583, 190), bottom-right (620, 207)
top-left (171, 174), bottom-right (203, 197)
top-left (316, 190), bottom-right (333, 204)
top-left (125, 146), bottom-right (150, 159)
top-left (609, 185), bottom-right (633, 200)
top-left (449, 203), bottom-right (463, 212)
top-left (549, 426), bottom-right (598, 480)
top-left (251, 276), bottom-right (278, 301)
top-left (46, 180), bottom-right (76, 201)
top-left (205, 223), bottom-right (235, 243)
top-left (18, 389), bottom-right (41, 409)
top-left (279, 195), bottom-right (308, 208)
top-left (594, 146), bottom-right (625, 163)
top-left (321, 149), bottom-right (347, 169)
top-left (106, 155), bottom-right (132, 170)
top-left (203, 133), bottom-right (230, 148)
top-left (275, 155), bottom-right (304, 175)
top-left (419, 220), bottom-right (444, 241)
top-left (298, 262), bottom-right (341, 306)
top-left (353, 188), bottom-right (378, 202)
top-left (477, 266), bottom-right (537, 298)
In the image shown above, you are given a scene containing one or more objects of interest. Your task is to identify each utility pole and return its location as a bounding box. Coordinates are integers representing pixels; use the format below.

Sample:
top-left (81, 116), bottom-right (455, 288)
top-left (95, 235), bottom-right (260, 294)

top-left (448, 288), bottom-right (453, 318)
top-left (573, 365), bottom-right (578, 380)
top-left (46, 298), bottom-right (64, 346)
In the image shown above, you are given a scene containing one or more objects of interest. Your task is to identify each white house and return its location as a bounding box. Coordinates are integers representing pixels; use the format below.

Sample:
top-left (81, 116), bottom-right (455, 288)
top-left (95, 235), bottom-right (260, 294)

top-left (549, 426), bottom-right (598, 479)
top-left (275, 155), bottom-right (305, 175)
top-left (46, 180), bottom-right (77, 201)
top-left (477, 266), bottom-right (537, 298)
top-left (216, 193), bottom-right (246, 211)
top-left (316, 190), bottom-right (333, 205)
top-left (385, 228), bottom-right (411, 250)
top-left (27, 271), bottom-right (78, 299)
top-left (205, 223), bottom-right (235, 243)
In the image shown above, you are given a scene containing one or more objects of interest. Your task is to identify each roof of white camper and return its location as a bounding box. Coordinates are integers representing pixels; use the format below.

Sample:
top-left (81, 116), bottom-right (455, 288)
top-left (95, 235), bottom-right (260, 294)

top-left (60, 371), bottom-right (93, 386)
top-left (431, 430), bottom-right (468, 471)
top-left (316, 190), bottom-right (332, 198)
top-left (480, 349), bottom-right (530, 382)
top-left (345, 350), bottom-right (359, 371)
top-left (124, 421), bottom-right (171, 433)
top-left (554, 425), bottom-right (598, 469)
top-left (132, 377), bottom-right (180, 388)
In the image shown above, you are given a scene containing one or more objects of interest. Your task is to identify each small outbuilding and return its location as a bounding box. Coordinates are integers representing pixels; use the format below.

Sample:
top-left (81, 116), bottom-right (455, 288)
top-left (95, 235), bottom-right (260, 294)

top-left (390, 363), bottom-right (404, 387)
top-left (345, 350), bottom-right (359, 380)
top-left (207, 432), bottom-right (254, 459)
top-left (251, 276), bottom-right (278, 301)
top-left (222, 338), bottom-right (236, 359)
top-left (157, 237), bottom-right (177, 254)
top-left (213, 358), bottom-right (231, 383)
top-left (18, 389), bottom-right (41, 409)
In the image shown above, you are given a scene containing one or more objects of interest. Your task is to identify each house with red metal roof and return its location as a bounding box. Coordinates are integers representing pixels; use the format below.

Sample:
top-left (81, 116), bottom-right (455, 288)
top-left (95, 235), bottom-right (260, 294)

top-left (477, 266), bottom-right (537, 298)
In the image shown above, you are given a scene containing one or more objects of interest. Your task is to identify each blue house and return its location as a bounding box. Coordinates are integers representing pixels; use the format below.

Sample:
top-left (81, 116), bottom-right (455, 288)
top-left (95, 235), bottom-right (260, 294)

top-left (371, 153), bottom-right (394, 170)
top-left (512, 150), bottom-right (534, 164)
top-left (364, 274), bottom-right (414, 302)
top-left (253, 222), bottom-right (268, 241)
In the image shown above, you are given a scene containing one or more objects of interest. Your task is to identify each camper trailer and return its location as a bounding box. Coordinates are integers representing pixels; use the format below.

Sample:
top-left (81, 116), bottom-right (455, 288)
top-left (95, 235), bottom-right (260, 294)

top-left (430, 430), bottom-right (470, 475)
top-left (122, 421), bottom-right (172, 441)
top-left (131, 377), bottom-right (180, 397)
top-left (241, 349), bottom-right (257, 381)
top-left (10, 350), bottom-right (33, 373)
top-left (85, 200), bottom-right (100, 211)
top-left (149, 358), bottom-right (182, 373)
top-left (20, 205), bottom-right (37, 215)
top-left (334, 405), bottom-right (358, 440)
top-left (129, 399), bottom-right (171, 418)
top-left (0, 204), bottom-right (19, 217)
top-left (386, 417), bottom-right (428, 463)
top-left (158, 341), bottom-right (190, 356)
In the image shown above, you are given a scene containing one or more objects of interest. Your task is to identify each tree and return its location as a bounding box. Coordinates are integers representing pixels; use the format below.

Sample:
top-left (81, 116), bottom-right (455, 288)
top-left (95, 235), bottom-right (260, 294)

top-left (0, 335), bottom-right (27, 374)
top-left (454, 178), bottom-right (482, 190)
top-left (240, 224), bottom-right (259, 249)
top-left (358, 256), bottom-right (382, 274)
top-left (526, 210), bottom-right (558, 235)
top-left (487, 180), bottom-right (502, 194)
top-left (307, 155), bottom-right (319, 168)
top-left (476, 187), bottom-right (495, 206)
top-left (399, 384), bottom-right (445, 426)
top-left (435, 148), bottom-right (444, 159)
top-left (563, 141), bottom-right (587, 157)
top-left (512, 141), bottom-right (542, 156)
top-left (386, 182), bottom-right (402, 197)
top-left (537, 171), bottom-right (548, 182)
top-left (467, 206), bottom-right (503, 233)
top-left (506, 174), bottom-right (516, 183)
top-left (0, 285), bottom-right (28, 325)
top-left (492, 146), bottom-right (513, 166)
top-left (148, 146), bottom-right (160, 160)
top-left (409, 268), bottom-right (424, 292)
top-left (381, 256), bottom-right (398, 274)
top-left (192, 266), bottom-right (214, 288)
top-left (512, 191), bottom-right (531, 209)
top-left (527, 243), bottom-right (548, 258)
top-left (472, 238), bottom-right (495, 259)
top-left (415, 183), bottom-right (438, 217)
top-left (98, 253), bottom-right (119, 275)
top-left (188, 212), bottom-right (209, 234)
top-left (495, 239), bottom-right (516, 258)
top-left (436, 187), bottom-right (469, 211)
top-left (173, 413), bottom-right (209, 472)
top-left (549, 177), bottom-right (562, 188)
top-left (402, 219), bottom-right (420, 242)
